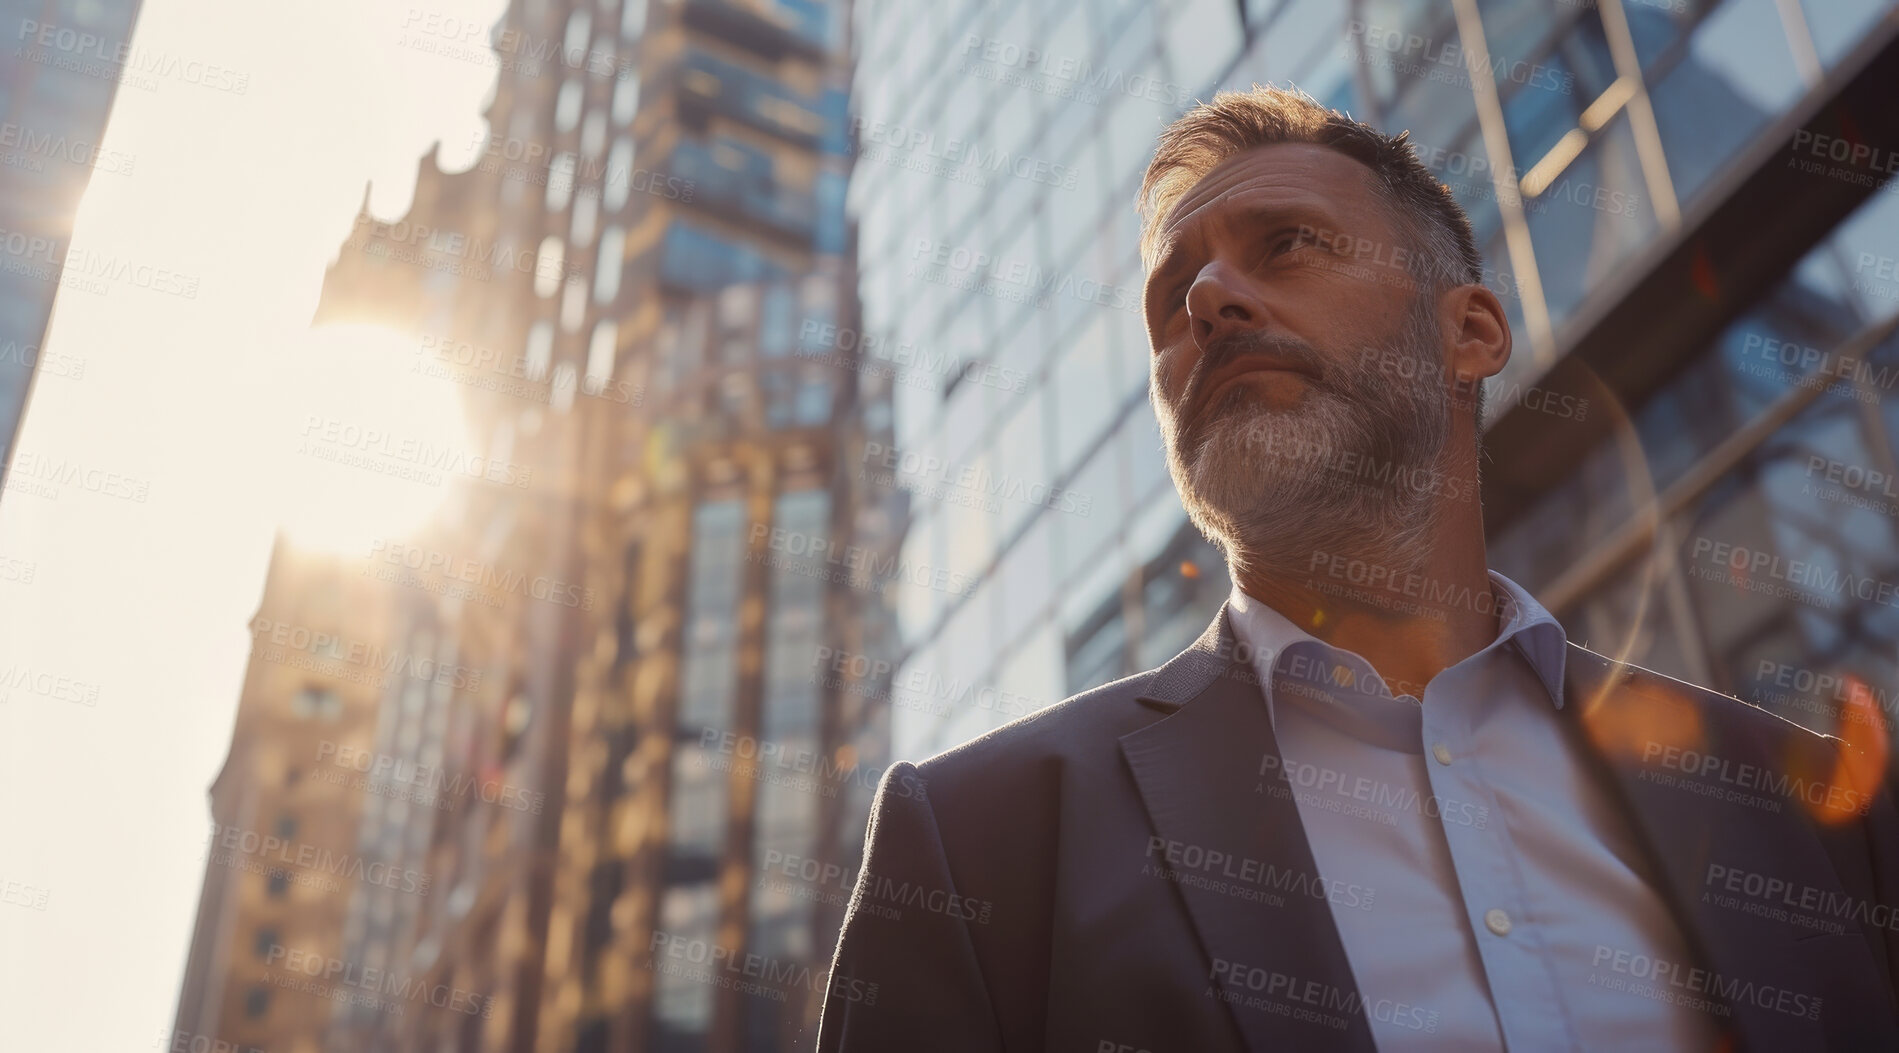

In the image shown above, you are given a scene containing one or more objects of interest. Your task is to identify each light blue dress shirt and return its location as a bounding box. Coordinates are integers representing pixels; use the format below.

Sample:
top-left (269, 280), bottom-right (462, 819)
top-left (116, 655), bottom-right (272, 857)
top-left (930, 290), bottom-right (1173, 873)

top-left (1227, 570), bottom-right (1722, 1051)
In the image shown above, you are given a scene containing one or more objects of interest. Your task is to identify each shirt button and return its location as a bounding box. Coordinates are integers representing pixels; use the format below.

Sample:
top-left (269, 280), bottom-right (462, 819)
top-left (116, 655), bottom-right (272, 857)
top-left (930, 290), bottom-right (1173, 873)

top-left (1484, 909), bottom-right (1513, 936)
top-left (1432, 743), bottom-right (1453, 765)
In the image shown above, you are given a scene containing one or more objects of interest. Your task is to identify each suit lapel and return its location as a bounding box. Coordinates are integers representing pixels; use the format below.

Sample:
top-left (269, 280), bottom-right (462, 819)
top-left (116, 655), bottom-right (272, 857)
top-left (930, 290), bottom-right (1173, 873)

top-left (1120, 602), bottom-right (1376, 1052)
top-left (1563, 642), bottom-right (1898, 1050)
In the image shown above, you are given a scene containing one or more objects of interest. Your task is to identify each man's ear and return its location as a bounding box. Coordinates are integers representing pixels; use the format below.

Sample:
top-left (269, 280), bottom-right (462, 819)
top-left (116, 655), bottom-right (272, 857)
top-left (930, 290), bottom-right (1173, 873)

top-left (1438, 283), bottom-right (1511, 407)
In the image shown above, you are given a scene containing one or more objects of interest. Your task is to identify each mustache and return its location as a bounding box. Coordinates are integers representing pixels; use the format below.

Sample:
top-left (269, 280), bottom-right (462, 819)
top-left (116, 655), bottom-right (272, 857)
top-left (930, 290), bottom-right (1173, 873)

top-left (1172, 329), bottom-right (1330, 420)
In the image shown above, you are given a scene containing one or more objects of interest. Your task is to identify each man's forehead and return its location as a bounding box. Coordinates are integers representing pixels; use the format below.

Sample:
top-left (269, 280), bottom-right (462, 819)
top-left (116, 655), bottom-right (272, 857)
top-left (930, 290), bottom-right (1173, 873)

top-left (1158, 142), bottom-right (1379, 237)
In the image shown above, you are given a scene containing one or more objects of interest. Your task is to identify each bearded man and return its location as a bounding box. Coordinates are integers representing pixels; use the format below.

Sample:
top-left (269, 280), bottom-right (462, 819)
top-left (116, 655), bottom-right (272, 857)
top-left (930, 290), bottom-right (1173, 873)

top-left (816, 86), bottom-right (1899, 1052)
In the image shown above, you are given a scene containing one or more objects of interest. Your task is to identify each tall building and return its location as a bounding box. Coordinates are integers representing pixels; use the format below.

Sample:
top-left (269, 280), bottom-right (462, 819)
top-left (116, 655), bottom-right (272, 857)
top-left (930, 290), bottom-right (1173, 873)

top-left (845, 0), bottom-right (1899, 761)
top-left (167, 541), bottom-right (404, 1053)
top-left (0, 0), bottom-right (144, 493)
top-left (171, 0), bottom-right (894, 1050)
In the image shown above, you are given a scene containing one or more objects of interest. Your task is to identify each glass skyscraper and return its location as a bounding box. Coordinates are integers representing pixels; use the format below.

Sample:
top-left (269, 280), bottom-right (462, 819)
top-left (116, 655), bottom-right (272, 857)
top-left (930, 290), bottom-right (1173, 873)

top-left (844, 0), bottom-right (1899, 762)
top-left (0, 0), bottom-right (144, 492)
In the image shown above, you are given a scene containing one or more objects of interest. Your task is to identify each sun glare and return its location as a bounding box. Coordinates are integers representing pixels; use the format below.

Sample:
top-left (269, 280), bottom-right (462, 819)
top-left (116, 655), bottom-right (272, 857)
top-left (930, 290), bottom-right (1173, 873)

top-left (270, 322), bottom-right (473, 554)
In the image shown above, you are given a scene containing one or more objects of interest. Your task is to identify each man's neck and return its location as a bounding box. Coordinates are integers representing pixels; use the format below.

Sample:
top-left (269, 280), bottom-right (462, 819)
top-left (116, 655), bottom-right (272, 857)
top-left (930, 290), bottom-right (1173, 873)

top-left (1231, 536), bottom-right (1500, 700)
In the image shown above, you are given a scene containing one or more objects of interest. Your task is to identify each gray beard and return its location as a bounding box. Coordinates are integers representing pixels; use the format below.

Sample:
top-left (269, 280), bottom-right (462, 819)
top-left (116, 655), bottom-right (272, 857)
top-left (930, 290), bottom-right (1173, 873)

top-left (1160, 300), bottom-right (1452, 583)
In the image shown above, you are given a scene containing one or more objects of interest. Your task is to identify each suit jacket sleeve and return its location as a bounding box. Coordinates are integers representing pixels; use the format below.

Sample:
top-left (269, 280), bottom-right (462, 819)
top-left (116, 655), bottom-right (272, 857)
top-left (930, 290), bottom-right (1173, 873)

top-left (815, 761), bottom-right (1005, 1052)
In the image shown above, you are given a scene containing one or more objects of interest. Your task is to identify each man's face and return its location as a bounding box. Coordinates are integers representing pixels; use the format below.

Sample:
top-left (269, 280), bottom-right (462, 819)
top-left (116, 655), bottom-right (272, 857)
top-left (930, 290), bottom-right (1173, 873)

top-left (1142, 142), bottom-right (1455, 569)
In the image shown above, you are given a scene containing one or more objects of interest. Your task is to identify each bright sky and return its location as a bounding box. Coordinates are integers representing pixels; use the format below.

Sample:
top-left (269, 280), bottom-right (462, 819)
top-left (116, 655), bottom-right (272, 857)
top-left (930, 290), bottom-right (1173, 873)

top-left (0, 0), bottom-right (511, 1047)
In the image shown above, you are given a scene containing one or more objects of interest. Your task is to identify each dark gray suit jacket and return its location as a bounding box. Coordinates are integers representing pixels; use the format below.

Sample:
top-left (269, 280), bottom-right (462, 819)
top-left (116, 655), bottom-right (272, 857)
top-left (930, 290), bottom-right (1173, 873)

top-left (815, 602), bottom-right (1899, 1051)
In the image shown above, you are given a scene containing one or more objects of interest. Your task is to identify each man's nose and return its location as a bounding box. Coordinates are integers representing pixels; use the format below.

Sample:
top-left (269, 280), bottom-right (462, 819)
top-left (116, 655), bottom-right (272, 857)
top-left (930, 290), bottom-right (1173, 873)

top-left (1185, 266), bottom-right (1267, 351)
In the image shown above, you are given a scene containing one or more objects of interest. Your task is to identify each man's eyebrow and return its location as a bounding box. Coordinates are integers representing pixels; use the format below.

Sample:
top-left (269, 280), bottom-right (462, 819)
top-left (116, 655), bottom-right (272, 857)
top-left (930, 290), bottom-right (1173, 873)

top-left (1148, 194), bottom-right (1348, 290)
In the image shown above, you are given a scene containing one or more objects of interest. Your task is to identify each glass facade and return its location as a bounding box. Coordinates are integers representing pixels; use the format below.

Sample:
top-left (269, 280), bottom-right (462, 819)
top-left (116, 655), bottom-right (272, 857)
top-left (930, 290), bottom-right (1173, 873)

top-left (0, 0), bottom-right (144, 491)
top-left (847, 0), bottom-right (1899, 760)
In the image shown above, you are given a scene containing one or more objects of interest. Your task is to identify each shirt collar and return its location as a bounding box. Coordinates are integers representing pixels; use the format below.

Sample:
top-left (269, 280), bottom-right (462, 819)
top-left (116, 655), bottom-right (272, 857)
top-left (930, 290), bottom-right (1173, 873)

top-left (1225, 569), bottom-right (1569, 711)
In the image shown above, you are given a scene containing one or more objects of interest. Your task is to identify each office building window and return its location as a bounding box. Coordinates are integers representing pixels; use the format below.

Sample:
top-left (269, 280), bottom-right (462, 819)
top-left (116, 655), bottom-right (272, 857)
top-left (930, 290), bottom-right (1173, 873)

top-left (759, 283), bottom-right (794, 357)
top-left (290, 685), bottom-right (340, 720)
top-left (581, 109), bottom-right (607, 160)
top-left (564, 8), bottom-right (591, 54)
top-left (243, 985), bottom-right (270, 1019)
top-left (534, 237), bottom-right (565, 298)
top-left (561, 280), bottom-right (588, 333)
top-left (612, 77), bottom-right (639, 125)
top-left (548, 152), bottom-right (576, 212)
top-left (604, 139), bottom-right (635, 212)
top-left (660, 220), bottom-right (787, 291)
top-left (650, 881), bottom-right (718, 1046)
top-left (525, 320), bottom-right (554, 381)
top-left (586, 320), bottom-right (618, 392)
top-left (620, 0), bottom-right (647, 41)
top-left (571, 189), bottom-right (599, 246)
top-left (556, 79), bottom-right (584, 132)
top-left (676, 498), bottom-right (747, 732)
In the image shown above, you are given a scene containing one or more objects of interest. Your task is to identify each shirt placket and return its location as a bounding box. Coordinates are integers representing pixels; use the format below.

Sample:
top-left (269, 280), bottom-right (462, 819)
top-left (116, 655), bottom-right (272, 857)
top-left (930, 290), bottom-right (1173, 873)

top-left (1420, 657), bottom-right (1576, 1052)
